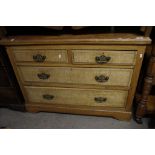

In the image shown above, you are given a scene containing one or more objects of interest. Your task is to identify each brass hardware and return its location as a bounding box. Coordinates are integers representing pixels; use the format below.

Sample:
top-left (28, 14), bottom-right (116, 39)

top-left (43, 94), bottom-right (54, 100)
top-left (94, 97), bottom-right (107, 103)
top-left (95, 75), bottom-right (109, 82)
top-left (33, 54), bottom-right (46, 62)
top-left (37, 73), bottom-right (50, 80)
top-left (95, 55), bottom-right (111, 64)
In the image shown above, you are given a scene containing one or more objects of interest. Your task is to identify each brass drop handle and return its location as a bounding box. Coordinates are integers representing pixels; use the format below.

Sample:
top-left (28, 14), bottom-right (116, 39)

top-left (95, 55), bottom-right (111, 64)
top-left (43, 94), bottom-right (54, 100)
top-left (94, 97), bottom-right (107, 103)
top-left (33, 54), bottom-right (46, 62)
top-left (37, 73), bottom-right (50, 80)
top-left (95, 75), bottom-right (109, 82)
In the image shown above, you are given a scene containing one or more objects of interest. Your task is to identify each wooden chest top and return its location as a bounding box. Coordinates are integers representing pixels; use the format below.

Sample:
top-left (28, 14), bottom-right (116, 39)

top-left (0, 33), bottom-right (151, 46)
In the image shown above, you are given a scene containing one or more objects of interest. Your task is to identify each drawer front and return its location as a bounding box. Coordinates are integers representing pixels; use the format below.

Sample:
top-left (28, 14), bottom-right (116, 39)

top-left (13, 49), bottom-right (68, 63)
top-left (0, 67), bottom-right (10, 86)
top-left (25, 86), bottom-right (128, 107)
top-left (19, 66), bottom-right (133, 87)
top-left (72, 50), bottom-right (136, 65)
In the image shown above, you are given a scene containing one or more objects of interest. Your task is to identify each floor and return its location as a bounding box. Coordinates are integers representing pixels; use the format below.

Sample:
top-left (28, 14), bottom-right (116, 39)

top-left (0, 108), bottom-right (148, 129)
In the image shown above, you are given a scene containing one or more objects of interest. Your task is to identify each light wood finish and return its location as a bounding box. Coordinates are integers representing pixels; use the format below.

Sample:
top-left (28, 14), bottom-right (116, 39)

top-left (0, 34), bottom-right (151, 121)
top-left (10, 45), bottom-right (147, 50)
top-left (13, 49), bottom-right (68, 63)
top-left (72, 50), bottom-right (136, 65)
top-left (6, 47), bottom-right (29, 103)
top-left (18, 66), bottom-right (133, 87)
top-left (0, 33), bottom-right (151, 45)
top-left (25, 86), bottom-right (128, 107)
top-left (16, 63), bottom-right (134, 69)
top-left (125, 46), bottom-right (146, 111)
top-left (26, 103), bottom-right (131, 121)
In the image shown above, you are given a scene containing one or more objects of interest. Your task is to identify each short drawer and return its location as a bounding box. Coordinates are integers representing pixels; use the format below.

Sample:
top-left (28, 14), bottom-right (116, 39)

top-left (19, 66), bottom-right (133, 87)
top-left (13, 49), bottom-right (68, 63)
top-left (25, 86), bottom-right (128, 107)
top-left (72, 50), bottom-right (136, 65)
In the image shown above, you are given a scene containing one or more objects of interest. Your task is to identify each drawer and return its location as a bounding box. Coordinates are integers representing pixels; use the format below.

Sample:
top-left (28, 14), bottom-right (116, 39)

top-left (19, 66), bottom-right (133, 87)
top-left (0, 67), bottom-right (10, 86)
top-left (72, 50), bottom-right (136, 65)
top-left (25, 86), bottom-right (128, 107)
top-left (13, 49), bottom-right (68, 63)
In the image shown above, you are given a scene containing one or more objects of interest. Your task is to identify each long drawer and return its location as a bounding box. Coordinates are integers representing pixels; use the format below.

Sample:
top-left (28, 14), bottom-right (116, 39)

top-left (13, 49), bottom-right (68, 63)
top-left (25, 86), bottom-right (128, 107)
top-left (18, 66), bottom-right (133, 87)
top-left (72, 50), bottom-right (136, 65)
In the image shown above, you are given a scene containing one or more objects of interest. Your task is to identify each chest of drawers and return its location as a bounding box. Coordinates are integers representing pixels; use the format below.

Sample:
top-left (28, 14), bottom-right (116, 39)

top-left (0, 34), bottom-right (151, 120)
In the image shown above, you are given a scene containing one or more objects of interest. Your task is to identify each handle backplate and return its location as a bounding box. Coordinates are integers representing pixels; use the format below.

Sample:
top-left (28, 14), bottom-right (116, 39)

top-left (94, 97), bottom-right (107, 103)
top-left (37, 73), bottom-right (50, 80)
top-left (33, 54), bottom-right (46, 62)
top-left (95, 55), bottom-right (111, 64)
top-left (95, 75), bottom-right (109, 82)
top-left (43, 94), bottom-right (54, 100)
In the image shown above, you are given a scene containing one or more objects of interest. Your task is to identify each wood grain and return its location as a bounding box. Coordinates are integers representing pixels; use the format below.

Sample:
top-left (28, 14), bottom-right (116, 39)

top-left (125, 46), bottom-right (146, 111)
top-left (18, 66), bottom-right (133, 87)
top-left (13, 49), bottom-right (68, 63)
top-left (2, 34), bottom-right (151, 121)
top-left (6, 47), bottom-right (29, 103)
top-left (0, 33), bottom-right (151, 45)
top-left (25, 86), bottom-right (128, 108)
top-left (26, 103), bottom-right (131, 121)
top-left (72, 50), bottom-right (136, 65)
top-left (16, 63), bottom-right (135, 68)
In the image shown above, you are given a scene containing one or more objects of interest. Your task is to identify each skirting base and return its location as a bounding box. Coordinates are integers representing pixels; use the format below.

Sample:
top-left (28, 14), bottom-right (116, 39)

top-left (26, 103), bottom-right (131, 121)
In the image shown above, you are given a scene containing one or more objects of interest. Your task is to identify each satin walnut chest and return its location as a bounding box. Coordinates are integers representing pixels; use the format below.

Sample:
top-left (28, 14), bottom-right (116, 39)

top-left (0, 34), bottom-right (151, 120)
